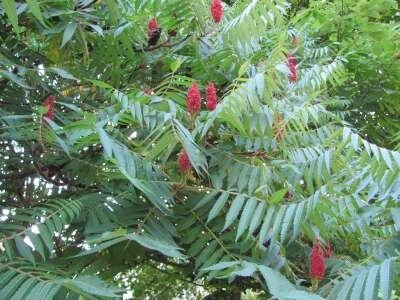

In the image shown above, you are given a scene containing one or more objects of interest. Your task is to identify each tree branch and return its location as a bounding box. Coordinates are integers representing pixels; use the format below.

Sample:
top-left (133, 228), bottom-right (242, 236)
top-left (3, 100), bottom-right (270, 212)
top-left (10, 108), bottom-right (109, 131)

top-left (134, 34), bottom-right (191, 52)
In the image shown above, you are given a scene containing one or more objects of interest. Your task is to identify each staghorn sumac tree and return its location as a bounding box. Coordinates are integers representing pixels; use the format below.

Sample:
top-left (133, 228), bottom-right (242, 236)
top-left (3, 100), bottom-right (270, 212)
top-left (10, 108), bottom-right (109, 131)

top-left (0, 0), bottom-right (399, 299)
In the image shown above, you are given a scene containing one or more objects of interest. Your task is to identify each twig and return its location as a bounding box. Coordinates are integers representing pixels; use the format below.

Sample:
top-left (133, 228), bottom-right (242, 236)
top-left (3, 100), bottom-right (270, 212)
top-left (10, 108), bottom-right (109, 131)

top-left (123, 208), bottom-right (155, 252)
top-left (135, 208), bottom-right (155, 234)
top-left (133, 34), bottom-right (191, 52)
top-left (232, 151), bottom-right (269, 158)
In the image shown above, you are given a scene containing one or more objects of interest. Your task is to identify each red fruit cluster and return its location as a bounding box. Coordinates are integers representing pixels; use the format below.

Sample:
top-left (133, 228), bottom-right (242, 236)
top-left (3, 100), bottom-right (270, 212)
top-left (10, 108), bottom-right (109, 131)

top-left (186, 83), bottom-right (202, 115)
top-left (147, 18), bottom-right (158, 37)
top-left (177, 150), bottom-right (192, 173)
top-left (309, 242), bottom-right (331, 280)
top-left (43, 95), bottom-right (55, 121)
top-left (206, 82), bottom-right (218, 111)
top-left (287, 53), bottom-right (298, 83)
top-left (287, 53), bottom-right (298, 66)
top-left (210, 0), bottom-right (223, 23)
top-left (144, 87), bottom-right (153, 95)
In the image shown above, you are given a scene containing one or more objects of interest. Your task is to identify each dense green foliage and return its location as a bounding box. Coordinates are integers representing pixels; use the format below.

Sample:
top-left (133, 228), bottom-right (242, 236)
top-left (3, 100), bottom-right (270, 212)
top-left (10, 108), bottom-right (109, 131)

top-left (0, 0), bottom-right (399, 299)
top-left (292, 0), bottom-right (400, 149)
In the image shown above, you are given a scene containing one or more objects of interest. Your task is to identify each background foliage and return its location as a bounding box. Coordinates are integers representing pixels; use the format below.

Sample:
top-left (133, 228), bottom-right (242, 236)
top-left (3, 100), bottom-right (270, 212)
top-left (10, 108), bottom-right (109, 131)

top-left (292, 0), bottom-right (400, 149)
top-left (0, 0), bottom-right (399, 299)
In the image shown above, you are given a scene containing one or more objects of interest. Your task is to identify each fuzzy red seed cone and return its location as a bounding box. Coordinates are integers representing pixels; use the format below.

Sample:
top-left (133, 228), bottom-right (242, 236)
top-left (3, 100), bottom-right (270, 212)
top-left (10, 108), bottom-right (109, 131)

top-left (147, 18), bottom-right (158, 37)
top-left (148, 18), bottom-right (158, 31)
top-left (287, 53), bottom-right (298, 67)
top-left (309, 243), bottom-right (326, 280)
top-left (186, 83), bottom-right (202, 115)
top-left (289, 66), bottom-right (298, 83)
top-left (210, 0), bottom-right (223, 23)
top-left (178, 151), bottom-right (192, 173)
top-left (206, 82), bottom-right (218, 111)
top-left (286, 53), bottom-right (298, 82)
top-left (43, 95), bottom-right (55, 120)
top-left (288, 60), bottom-right (298, 83)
